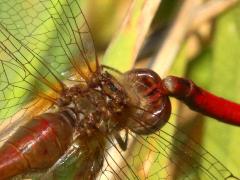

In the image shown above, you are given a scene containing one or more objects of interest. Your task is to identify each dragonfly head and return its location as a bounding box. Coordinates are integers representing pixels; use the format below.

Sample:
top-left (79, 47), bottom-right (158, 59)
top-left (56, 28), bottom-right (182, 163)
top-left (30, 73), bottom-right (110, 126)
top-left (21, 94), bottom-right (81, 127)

top-left (99, 71), bottom-right (129, 113)
top-left (122, 69), bottom-right (171, 135)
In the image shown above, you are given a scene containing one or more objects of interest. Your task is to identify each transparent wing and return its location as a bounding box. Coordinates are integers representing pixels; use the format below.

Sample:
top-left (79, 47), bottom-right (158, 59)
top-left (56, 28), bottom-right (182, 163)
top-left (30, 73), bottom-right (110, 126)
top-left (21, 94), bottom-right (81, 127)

top-left (13, 118), bottom-right (236, 180)
top-left (37, 136), bottom-right (105, 180)
top-left (0, 0), bottom-right (98, 80)
top-left (98, 123), bottom-right (237, 180)
top-left (40, 140), bottom-right (83, 180)
top-left (0, 97), bottom-right (53, 146)
top-left (39, 123), bottom-right (237, 179)
top-left (0, 0), bottom-right (98, 127)
top-left (0, 23), bottom-right (61, 128)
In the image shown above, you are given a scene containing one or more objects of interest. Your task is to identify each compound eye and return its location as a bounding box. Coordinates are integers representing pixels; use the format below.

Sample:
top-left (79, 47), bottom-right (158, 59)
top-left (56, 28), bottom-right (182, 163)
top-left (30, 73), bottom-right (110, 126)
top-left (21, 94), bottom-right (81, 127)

top-left (102, 80), bottom-right (119, 96)
top-left (108, 82), bottom-right (118, 92)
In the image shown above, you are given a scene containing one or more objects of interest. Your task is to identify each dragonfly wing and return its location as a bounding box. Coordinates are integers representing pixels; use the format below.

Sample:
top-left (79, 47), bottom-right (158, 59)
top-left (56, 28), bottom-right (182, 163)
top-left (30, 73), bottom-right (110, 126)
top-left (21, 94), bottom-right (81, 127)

top-left (40, 141), bottom-right (82, 180)
top-left (0, 0), bottom-right (98, 80)
top-left (0, 0), bottom-right (98, 82)
top-left (0, 23), bottom-right (60, 136)
top-left (40, 136), bottom-right (104, 180)
top-left (0, 97), bottom-right (53, 148)
top-left (99, 123), bottom-right (237, 179)
top-left (0, 0), bottom-right (98, 138)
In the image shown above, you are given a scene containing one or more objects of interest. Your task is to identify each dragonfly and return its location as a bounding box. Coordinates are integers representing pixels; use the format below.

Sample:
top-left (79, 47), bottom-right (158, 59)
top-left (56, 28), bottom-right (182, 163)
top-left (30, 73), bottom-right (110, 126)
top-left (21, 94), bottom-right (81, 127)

top-left (0, 0), bottom-right (239, 179)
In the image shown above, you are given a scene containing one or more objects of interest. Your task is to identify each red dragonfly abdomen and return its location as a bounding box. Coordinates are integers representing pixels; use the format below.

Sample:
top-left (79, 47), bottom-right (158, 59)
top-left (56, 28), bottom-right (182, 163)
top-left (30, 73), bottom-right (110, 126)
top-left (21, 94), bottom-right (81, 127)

top-left (0, 113), bottom-right (73, 179)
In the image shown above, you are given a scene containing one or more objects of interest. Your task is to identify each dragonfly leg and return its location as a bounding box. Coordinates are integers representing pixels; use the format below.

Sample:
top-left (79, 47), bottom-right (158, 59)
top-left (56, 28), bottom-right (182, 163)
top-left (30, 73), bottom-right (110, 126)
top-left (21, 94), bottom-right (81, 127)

top-left (114, 129), bottom-right (128, 151)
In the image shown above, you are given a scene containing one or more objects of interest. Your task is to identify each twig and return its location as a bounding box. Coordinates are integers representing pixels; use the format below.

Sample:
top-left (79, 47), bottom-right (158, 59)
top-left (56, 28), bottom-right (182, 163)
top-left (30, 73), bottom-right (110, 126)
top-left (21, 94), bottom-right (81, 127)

top-left (151, 0), bottom-right (239, 77)
top-left (191, 0), bottom-right (240, 31)
top-left (151, 0), bottom-right (202, 77)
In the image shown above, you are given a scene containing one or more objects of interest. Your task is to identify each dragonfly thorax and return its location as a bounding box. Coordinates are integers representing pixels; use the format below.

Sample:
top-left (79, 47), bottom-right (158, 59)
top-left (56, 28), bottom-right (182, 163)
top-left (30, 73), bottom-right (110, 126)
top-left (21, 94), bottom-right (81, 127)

top-left (57, 72), bottom-right (130, 138)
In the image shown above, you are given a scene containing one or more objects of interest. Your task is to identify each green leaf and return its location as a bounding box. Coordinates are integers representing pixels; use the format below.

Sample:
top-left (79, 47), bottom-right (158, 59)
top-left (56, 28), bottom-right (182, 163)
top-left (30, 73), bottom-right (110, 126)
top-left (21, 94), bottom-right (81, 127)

top-left (187, 5), bottom-right (240, 177)
top-left (102, 0), bottom-right (161, 72)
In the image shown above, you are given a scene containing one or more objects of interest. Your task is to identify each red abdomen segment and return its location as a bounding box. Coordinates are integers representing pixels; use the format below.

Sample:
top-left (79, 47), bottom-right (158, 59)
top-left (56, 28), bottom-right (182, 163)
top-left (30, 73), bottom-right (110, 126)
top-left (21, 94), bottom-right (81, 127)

top-left (163, 76), bottom-right (240, 126)
top-left (0, 113), bottom-right (73, 179)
